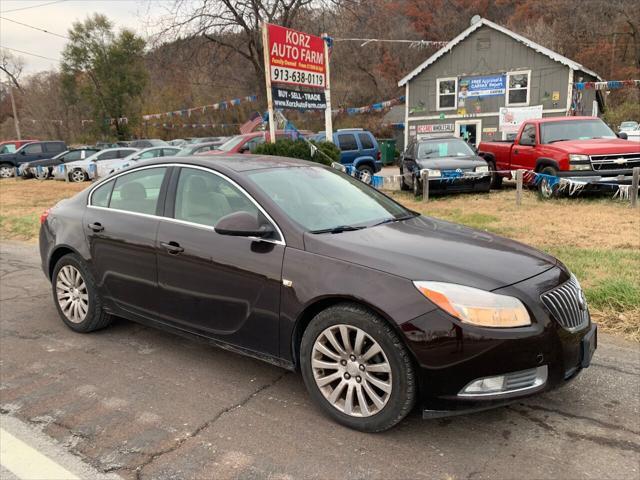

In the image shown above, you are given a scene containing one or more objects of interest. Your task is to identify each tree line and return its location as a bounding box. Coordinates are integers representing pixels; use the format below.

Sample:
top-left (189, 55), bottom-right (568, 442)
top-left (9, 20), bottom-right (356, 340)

top-left (1, 0), bottom-right (638, 142)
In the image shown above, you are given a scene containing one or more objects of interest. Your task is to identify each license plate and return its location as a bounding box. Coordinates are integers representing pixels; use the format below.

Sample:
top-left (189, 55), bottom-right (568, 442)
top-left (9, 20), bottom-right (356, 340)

top-left (581, 325), bottom-right (597, 368)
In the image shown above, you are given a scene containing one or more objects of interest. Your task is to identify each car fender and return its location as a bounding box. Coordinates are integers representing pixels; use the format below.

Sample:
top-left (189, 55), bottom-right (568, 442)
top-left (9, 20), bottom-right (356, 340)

top-left (535, 157), bottom-right (560, 172)
top-left (353, 156), bottom-right (376, 169)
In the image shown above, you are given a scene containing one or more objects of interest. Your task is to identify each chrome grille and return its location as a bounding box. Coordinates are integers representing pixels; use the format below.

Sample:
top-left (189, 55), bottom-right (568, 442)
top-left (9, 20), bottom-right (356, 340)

top-left (589, 152), bottom-right (640, 171)
top-left (541, 276), bottom-right (589, 331)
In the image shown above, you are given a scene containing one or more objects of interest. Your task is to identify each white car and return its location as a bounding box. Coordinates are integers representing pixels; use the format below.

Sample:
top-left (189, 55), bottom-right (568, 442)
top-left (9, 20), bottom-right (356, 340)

top-left (624, 125), bottom-right (640, 142)
top-left (618, 121), bottom-right (639, 132)
top-left (97, 146), bottom-right (181, 177)
top-left (53, 148), bottom-right (138, 182)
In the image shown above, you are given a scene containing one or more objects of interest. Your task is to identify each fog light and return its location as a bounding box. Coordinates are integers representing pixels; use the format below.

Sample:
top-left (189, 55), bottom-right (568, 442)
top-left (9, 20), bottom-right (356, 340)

top-left (462, 375), bottom-right (505, 394)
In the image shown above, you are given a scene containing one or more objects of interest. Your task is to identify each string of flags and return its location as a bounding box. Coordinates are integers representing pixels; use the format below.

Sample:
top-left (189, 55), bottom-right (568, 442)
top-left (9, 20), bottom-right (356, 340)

top-left (142, 95), bottom-right (258, 121)
top-left (575, 80), bottom-right (640, 90)
top-left (145, 123), bottom-right (241, 129)
top-left (332, 96), bottom-right (405, 115)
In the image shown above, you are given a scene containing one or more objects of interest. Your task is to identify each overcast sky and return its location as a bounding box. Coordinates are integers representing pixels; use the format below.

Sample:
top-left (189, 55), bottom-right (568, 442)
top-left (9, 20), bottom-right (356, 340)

top-left (1, 0), bottom-right (175, 73)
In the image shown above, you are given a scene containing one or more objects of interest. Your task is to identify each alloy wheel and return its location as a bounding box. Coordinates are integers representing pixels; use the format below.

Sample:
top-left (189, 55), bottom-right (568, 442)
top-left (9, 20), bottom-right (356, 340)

top-left (311, 324), bottom-right (392, 417)
top-left (56, 265), bottom-right (89, 324)
top-left (71, 169), bottom-right (86, 182)
top-left (35, 169), bottom-right (49, 180)
top-left (0, 165), bottom-right (14, 178)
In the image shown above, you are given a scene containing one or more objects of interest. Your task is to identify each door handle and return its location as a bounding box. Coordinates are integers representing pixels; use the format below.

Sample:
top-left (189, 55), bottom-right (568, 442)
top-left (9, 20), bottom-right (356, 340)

top-left (160, 241), bottom-right (184, 255)
top-left (88, 222), bottom-right (104, 232)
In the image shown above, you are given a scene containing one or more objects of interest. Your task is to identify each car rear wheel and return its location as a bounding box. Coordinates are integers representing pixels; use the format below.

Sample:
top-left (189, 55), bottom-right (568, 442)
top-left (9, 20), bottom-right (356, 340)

top-left (0, 163), bottom-right (15, 178)
top-left (52, 254), bottom-right (112, 333)
top-left (34, 168), bottom-right (49, 180)
top-left (357, 164), bottom-right (374, 178)
top-left (70, 169), bottom-right (88, 183)
top-left (300, 303), bottom-right (416, 432)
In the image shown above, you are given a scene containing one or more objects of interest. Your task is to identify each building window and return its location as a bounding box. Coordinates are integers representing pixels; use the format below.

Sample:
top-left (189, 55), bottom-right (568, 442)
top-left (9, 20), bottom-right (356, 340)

top-left (506, 70), bottom-right (530, 106)
top-left (436, 77), bottom-right (457, 111)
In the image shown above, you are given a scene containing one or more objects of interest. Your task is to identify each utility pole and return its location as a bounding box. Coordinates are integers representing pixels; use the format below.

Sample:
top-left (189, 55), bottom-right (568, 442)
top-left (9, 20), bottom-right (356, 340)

top-left (8, 84), bottom-right (21, 140)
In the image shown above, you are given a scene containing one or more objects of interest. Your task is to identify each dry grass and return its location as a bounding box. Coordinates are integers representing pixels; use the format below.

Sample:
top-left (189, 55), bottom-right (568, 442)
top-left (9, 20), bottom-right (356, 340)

top-left (1, 178), bottom-right (639, 341)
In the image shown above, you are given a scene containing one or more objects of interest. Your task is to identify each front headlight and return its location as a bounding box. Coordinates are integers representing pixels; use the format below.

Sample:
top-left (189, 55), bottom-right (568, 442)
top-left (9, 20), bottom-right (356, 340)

top-left (569, 154), bottom-right (591, 171)
top-left (413, 281), bottom-right (531, 327)
top-left (421, 168), bottom-right (441, 178)
top-left (475, 165), bottom-right (489, 173)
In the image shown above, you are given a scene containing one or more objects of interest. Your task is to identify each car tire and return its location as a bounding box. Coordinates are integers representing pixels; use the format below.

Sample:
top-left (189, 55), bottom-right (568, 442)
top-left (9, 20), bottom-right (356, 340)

top-left (0, 163), bottom-right (15, 178)
top-left (357, 164), bottom-right (374, 178)
top-left (399, 168), bottom-right (410, 191)
top-left (488, 161), bottom-right (502, 189)
top-left (538, 166), bottom-right (560, 199)
top-left (34, 168), bottom-right (49, 180)
top-left (413, 174), bottom-right (422, 198)
top-left (70, 169), bottom-right (88, 183)
top-left (52, 253), bottom-right (112, 333)
top-left (300, 303), bottom-right (416, 432)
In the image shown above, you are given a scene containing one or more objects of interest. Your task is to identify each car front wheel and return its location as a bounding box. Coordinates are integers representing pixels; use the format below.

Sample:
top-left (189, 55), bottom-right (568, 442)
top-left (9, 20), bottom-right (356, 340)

top-left (0, 163), bottom-right (15, 178)
top-left (300, 303), bottom-right (416, 432)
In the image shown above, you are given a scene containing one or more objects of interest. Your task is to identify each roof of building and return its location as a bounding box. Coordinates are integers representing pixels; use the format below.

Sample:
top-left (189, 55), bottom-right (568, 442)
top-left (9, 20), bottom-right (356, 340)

top-left (398, 17), bottom-right (602, 87)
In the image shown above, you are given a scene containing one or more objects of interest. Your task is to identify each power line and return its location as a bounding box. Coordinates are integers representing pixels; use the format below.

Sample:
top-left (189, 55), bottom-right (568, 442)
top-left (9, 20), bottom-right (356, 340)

top-left (0, 45), bottom-right (60, 62)
top-left (0, 16), bottom-right (69, 39)
top-left (1, 0), bottom-right (68, 14)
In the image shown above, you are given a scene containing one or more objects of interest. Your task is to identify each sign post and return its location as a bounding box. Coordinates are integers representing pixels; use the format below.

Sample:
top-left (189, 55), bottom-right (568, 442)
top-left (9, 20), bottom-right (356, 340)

top-left (261, 23), bottom-right (276, 143)
top-left (322, 33), bottom-right (333, 143)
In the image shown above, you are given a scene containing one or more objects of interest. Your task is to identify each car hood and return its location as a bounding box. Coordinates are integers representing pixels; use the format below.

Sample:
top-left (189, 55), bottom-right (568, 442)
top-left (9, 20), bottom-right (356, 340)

top-left (416, 156), bottom-right (486, 170)
top-left (303, 216), bottom-right (557, 291)
top-left (544, 138), bottom-right (640, 155)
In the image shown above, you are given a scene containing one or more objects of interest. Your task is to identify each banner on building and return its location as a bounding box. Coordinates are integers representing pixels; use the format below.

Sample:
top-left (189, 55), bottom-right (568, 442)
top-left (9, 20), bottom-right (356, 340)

top-left (272, 87), bottom-right (326, 110)
top-left (267, 23), bottom-right (326, 88)
top-left (458, 74), bottom-right (506, 107)
top-left (499, 105), bottom-right (543, 133)
top-left (416, 124), bottom-right (454, 134)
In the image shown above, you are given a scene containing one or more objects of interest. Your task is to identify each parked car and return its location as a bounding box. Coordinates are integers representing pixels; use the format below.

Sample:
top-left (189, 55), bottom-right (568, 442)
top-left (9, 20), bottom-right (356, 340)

top-left (400, 137), bottom-right (490, 196)
top-left (202, 131), bottom-right (312, 156)
top-left (479, 116), bottom-right (640, 197)
top-left (0, 141), bottom-right (66, 178)
top-left (97, 146), bottom-right (181, 177)
top-left (184, 136), bottom-right (225, 144)
top-left (168, 139), bottom-right (186, 147)
top-left (623, 124), bottom-right (640, 142)
top-left (20, 148), bottom-right (101, 179)
top-left (0, 139), bottom-right (37, 155)
top-left (40, 155), bottom-right (596, 432)
top-left (177, 141), bottom-right (225, 156)
top-left (311, 128), bottom-right (382, 175)
top-left (130, 139), bottom-right (168, 149)
top-left (52, 147), bottom-right (138, 182)
top-left (618, 121), bottom-right (638, 132)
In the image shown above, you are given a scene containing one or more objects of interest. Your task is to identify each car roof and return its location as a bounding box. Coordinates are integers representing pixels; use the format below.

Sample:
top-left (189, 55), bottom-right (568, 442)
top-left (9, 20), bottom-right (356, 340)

top-left (527, 116), bottom-right (599, 124)
top-left (144, 154), bottom-right (316, 173)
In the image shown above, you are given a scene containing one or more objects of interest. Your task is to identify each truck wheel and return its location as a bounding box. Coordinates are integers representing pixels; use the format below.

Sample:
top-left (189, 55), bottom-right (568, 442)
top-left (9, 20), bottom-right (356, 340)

top-left (538, 166), bottom-right (560, 199)
top-left (399, 168), bottom-right (410, 191)
top-left (0, 163), bottom-right (15, 178)
top-left (488, 161), bottom-right (502, 189)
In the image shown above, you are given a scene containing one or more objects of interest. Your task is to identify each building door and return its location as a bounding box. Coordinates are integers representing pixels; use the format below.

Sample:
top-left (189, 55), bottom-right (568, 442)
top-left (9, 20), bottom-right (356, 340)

top-left (455, 120), bottom-right (482, 147)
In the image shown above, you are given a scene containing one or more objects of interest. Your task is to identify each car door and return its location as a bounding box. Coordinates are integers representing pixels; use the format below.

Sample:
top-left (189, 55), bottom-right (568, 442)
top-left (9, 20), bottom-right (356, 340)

top-left (84, 166), bottom-right (169, 317)
top-left (336, 133), bottom-right (359, 165)
top-left (511, 123), bottom-right (538, 170)
top-left (19, 143), bottom-right (45, 164)
top-left (155, 166), bottom-right (285, 355)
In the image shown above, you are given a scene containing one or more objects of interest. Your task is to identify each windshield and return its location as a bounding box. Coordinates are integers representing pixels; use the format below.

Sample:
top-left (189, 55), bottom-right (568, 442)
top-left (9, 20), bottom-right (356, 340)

top-left (218, 135), bottom-right (251, 152)
top-left (248, 166), bottom-right (413, 232)
top-left (540, 120), bottom-right (616, 144)
top-left (417, 139), bottom-right (475, 159)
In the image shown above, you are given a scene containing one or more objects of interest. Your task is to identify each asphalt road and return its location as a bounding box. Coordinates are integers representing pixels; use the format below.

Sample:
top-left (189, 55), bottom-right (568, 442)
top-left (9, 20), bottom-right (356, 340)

top-left (1, 241), bottom-right (639, 480)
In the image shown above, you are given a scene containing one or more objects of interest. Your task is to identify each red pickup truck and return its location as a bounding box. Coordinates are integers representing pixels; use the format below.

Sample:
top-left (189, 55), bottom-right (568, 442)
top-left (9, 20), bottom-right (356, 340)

top-left (479, 116), bottom-right (639, 191)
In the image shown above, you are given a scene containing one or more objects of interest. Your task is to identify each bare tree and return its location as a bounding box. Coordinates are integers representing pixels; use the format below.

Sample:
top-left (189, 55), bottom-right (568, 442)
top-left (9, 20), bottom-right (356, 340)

top-left (0, 49), bottom-right (24, 93)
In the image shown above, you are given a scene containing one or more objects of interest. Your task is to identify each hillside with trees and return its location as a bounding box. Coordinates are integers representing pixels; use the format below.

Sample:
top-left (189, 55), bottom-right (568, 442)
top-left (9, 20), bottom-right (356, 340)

top-left (1, 0), bottom-right (638, 142)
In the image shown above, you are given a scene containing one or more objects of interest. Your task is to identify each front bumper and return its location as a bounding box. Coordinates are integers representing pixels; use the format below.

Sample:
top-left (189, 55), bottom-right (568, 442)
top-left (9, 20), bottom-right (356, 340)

top-left (427, 175), bottom-right (491, 193)
top-left (400, 266), bottom-right (597, 418)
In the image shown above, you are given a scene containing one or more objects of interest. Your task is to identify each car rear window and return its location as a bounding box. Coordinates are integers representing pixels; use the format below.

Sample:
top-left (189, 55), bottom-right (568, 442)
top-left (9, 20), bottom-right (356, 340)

top-left (91, 180), bottom-right (115, 207)
top-left (358, 133), bottom-right (374, 149)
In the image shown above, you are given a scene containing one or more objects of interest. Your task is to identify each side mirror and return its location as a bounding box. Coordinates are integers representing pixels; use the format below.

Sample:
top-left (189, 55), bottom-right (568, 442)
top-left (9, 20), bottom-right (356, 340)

top-left (20, 150), bottom-right (26, 155)
top-left (618, 132), bottom-right (628, 140)
top-left (214, 211), bottom-right (274, 238)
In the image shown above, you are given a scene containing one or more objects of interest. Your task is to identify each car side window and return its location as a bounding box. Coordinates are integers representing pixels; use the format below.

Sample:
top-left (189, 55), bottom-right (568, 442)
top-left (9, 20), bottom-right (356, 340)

top-left (358, 133), bottom-right (374, 149)
top-left (97, 151), bottom-right (119, 161)
top-left (118, 149), bottom-right (136, 158)
top-left (64, 151), bottom-right (83, 162)
top-left (109, 168), bottom-right (167, 215)
top-left (520, 124), bottom-right (536, 146)
top-left (91, 180), bottom-right (115, 207)
top-left (245, 137), bottom-right (264, 152)
top-left (138, 150), bottom-right (158, 160)
top-left (46, 143), bottom-right (64, 153)
top-left (337, 134), bottom-right (357, 151)
top-left (24, 144), bottom-right (43, 154)
top-left (173, 168), bottom-right (260, 228)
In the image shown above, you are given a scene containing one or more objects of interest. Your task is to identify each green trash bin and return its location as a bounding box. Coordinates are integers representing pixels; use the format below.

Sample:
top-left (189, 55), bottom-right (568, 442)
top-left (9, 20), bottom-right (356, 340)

top-left (379, 138), bottom-right (397, 166)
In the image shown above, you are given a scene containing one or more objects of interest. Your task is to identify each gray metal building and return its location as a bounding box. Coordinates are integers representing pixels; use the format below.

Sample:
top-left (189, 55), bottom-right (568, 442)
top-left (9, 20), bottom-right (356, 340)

top-left (398, 17), bottom-right (603, 147)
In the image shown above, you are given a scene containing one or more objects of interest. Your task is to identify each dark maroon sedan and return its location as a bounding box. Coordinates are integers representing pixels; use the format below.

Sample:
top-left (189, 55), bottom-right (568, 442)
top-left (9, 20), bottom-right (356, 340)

top-left (39, 155), bottom-right (596, 432)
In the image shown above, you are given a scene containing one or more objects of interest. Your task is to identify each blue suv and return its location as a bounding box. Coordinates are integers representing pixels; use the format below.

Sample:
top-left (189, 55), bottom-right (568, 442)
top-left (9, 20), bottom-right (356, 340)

top-left (312, 129), bottom-right (382, 175)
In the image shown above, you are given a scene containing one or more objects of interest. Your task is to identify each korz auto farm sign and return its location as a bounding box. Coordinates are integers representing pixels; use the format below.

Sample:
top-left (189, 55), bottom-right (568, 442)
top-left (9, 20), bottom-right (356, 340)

top-left (267, 23), bottom-right (326, 88)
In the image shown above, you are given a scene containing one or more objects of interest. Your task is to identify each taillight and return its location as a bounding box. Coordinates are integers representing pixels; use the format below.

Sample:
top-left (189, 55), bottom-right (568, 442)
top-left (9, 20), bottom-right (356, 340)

top-left (377, 151), bottom-right (381, 161)
top-left (40, 208), bottom-right (51, 225)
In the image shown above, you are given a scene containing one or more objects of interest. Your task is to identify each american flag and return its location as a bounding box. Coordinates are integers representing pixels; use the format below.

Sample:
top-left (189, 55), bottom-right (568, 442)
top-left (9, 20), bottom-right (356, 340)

top-left (240, 111), bottom-right (263, 134)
